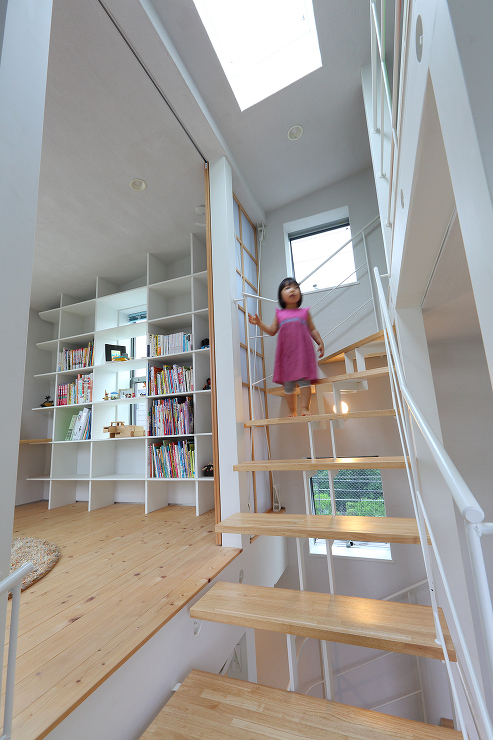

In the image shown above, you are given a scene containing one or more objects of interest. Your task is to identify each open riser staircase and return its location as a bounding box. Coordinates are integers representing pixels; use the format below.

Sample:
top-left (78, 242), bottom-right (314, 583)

top-left (141, 321), bottom-right (493, 739)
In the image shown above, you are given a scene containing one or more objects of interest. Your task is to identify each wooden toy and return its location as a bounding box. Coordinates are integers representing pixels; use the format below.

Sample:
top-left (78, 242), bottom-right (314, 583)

top-left (103, 421), bottom-right (145, 438)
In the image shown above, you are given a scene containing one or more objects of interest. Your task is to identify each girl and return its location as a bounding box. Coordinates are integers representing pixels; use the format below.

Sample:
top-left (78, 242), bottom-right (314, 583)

top-left (249, 278), bottom-right (324, 416)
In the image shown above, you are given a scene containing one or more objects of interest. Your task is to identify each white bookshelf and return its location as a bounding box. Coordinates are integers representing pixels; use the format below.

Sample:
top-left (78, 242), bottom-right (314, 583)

top-left (30, 235), bottom-right (215, 515)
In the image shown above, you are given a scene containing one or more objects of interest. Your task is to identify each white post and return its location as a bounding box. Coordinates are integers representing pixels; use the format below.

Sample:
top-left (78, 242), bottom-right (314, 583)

top-left (296, 537), bottom-right (307, 592)
top-left (0, 0), bottom-right (53, 691)
top-left (286, 634), bottom-right (299, 692)
top-left (210, 157), bottom-right (248, 546)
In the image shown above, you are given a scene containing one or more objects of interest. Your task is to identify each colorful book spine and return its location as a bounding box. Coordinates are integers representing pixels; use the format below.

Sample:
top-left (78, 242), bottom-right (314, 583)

top-left (57, 342), bottom-right (94, 371)
top-left (148, 364), bottom-right (193, 396)
top-left (149, 440), bottom-right (195, 478)
top-left (149, 397), bottom-right (194, 436)
top-left (147, 333), bottom-right (192, 358)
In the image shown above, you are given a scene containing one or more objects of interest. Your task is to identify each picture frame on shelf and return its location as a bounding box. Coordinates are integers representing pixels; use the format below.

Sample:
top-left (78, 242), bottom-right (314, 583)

top-left (105, 344), bottom-right (127, 362)
top-left (119, 388), bottom-right (134, 399)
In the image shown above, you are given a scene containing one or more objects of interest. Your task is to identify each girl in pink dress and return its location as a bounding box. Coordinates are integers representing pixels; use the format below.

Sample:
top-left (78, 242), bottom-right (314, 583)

top-left (249, 278), bottom-right (324, 416)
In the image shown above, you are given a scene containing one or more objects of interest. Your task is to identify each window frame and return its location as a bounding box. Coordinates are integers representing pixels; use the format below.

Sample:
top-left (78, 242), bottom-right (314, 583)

top-left (308, 468), bottom-right (392, 561)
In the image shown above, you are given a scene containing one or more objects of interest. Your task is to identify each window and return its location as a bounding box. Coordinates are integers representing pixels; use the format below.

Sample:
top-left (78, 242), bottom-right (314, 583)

top-left (192, 0), bottom-right (322, 111)
top-left (289, 219), bottom-right (357, 291)
top-left (310, 469), bottom-right (392, 560)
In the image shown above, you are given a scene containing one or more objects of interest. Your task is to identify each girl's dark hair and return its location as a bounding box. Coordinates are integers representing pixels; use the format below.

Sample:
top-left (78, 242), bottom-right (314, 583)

top-left (278, 278), bottom-right (302, 308)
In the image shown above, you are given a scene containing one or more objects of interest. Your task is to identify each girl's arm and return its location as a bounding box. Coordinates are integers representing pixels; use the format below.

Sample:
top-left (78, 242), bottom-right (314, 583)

top-left (248, 312), bottom-right (278, 336)
top-left (307, 311), bottom-right (324, 358)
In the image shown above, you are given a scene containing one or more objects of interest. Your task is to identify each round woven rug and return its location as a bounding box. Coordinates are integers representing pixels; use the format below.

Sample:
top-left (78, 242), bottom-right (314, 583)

top-left (10, 537), bottom-right (61, 592)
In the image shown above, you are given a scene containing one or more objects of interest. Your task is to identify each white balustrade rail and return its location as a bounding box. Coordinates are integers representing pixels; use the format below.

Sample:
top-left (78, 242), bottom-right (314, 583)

top-left (374, 266), bottom-right (493, 740)
top-left (370, 0), bottom-right (410, 230)
top-left (1, 561), bottom-right (33, 740)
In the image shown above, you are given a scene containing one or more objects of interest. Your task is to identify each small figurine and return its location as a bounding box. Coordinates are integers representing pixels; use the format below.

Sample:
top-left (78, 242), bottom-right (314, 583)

top-left (202, 463), bottom-right (213, 477)
top-left (103, 390), bottom-right (109, 401)
top-left (40, 396), bottom-right (54, 407)
top-left (109, 391), bottom-right (119, 401)
top-left (200, 338), bottom-right (209, 349)
top-left (202, 378), bottom-right (211, 390)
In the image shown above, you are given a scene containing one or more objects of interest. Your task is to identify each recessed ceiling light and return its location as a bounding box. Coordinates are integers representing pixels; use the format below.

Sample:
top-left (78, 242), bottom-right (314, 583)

top-left (130, 179), bottom-right (147, 191)
top-left (288, 125), bottom-right (304, 141)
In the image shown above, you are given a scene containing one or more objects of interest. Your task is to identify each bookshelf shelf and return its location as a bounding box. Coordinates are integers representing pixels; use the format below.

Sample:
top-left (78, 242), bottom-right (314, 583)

top-left (33, 237), bottom-right (215, 516)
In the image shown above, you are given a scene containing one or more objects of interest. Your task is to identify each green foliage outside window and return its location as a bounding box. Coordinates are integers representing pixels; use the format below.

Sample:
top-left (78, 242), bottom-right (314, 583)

top-left (311, 469), bottom-right (385, 517)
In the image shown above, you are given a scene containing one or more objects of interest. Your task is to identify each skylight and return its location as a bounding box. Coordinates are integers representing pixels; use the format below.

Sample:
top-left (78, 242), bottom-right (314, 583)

top-left (192, 0), bottom-right (322, 111)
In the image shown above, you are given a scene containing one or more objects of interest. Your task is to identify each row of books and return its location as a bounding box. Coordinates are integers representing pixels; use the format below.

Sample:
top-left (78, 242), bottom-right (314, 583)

top-left (58, 342), bottom-right (94, 371)
top-left (147, 332), bottom-right (192, 357)
top-left (148, 364), bottom-right (193, 396)
top-left (57, 374), bottom-right (93, 405)
top-left (65, 408), bottom-right (92, 441)
top-left (149, 398), bottom-right (194, 436)
top-left (149, 440), bottom-right (195, 478)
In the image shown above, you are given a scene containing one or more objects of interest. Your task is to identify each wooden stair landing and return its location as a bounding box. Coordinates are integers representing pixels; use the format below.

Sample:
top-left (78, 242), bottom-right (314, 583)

top-left (216, 512), bottom-right (422, 544)
top-left (245, 408), bottom-right (396, 427)
top-left (266, 366), bottom-right (389, 396)
top-left (190, 582), bottom-right (456, 661)
top-left (234, 456), bottom-right (407, 472)
top-left (139, 669), bottom-right (462, 739)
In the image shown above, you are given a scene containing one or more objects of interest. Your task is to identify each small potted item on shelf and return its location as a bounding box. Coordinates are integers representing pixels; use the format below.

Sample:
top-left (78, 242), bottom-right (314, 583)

top-left (200, 338), bottom-right (209, 349)
top-left (40, 396), bottom-right (54, 407)
top-left (103, 421), bottom-right (145, 438)
top-left (202, 463), bottom-right (213, 477)
top-left (202, 378), bottom-right (211, 390)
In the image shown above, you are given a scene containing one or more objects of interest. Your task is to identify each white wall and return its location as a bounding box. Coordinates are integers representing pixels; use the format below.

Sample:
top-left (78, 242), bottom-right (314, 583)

top-left (428, 334), bottom-right (493, 705)
top-left (16, 310), bottom-right (53, 505)
top-left (260, 167), bottom-right (387, 368)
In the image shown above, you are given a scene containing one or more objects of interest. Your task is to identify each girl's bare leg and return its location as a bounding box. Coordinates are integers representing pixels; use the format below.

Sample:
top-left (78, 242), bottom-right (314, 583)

top-left (286, 392), bottom-right (297, 417)
top-left (300, 385), bottom-right (312, 415)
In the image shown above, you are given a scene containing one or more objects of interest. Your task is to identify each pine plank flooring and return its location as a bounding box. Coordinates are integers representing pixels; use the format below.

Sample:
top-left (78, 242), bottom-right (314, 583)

top-left (3, 501), bottom-right (240, 740)
top-left (140, 669), bottom-right (462, 739)
top-left (190, 582), bottom-right (456, 661)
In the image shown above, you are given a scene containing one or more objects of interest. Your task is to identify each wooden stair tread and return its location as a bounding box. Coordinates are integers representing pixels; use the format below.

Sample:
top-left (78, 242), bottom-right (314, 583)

top-left (319, 330), bottom-right (385, 364)
top-left (190, 583), bottom-right (456, 661)
top-left (216, 513), bottom-right (421, 544)
top-left (140, 670), bottom-right (462, 739)
top-left (266, 366), bottom-right (389, 396)
top-left (245, 409), bottom-right (396, 427)
top-left (234, 456), bottom-right (407, 472)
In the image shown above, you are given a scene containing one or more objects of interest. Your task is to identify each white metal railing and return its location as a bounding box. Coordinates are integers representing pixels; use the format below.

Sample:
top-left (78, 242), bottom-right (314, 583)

top-left (374, 266), bottom-right (493, 740)
top-left (1, 561), bottom-right (33, 740)
top-left (235, 215), bottom-right (383, 420)
top-left (370, 0), bottom-right (411, 233)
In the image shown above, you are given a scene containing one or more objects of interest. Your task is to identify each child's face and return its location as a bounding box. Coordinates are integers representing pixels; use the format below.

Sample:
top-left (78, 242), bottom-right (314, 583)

top-left (281, 283), bottom-right (301, 306)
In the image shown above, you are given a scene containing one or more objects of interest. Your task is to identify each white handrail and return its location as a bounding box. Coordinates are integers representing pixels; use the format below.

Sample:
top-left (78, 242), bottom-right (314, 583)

top-left (1, 561), bottom-right (33, 740)
top-left (374, 266), bottom-right (493, 739)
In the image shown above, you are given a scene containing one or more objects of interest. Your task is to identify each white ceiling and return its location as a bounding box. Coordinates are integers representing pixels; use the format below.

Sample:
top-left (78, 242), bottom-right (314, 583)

top-left (32, 0), bottom-right (381, 310)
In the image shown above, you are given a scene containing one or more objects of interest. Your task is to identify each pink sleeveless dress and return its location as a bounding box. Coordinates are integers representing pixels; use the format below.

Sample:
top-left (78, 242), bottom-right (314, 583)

top-left (273, 307), bottom-right (318, 385)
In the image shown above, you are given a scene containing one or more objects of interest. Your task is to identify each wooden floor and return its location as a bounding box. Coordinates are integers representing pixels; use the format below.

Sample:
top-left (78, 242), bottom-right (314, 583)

top-left (3, 501), bottom-right (240, 740)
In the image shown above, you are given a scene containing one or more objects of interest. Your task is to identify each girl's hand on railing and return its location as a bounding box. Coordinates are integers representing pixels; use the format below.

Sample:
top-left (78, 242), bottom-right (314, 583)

top-left (317, 340), bottom-right (324, 358)
top-left (248, 313), bottom-right (260, 325)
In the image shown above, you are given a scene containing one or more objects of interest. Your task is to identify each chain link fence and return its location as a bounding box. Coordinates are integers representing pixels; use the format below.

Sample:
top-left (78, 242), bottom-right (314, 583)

top-left (311, 469), bottom-right (385, 517)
